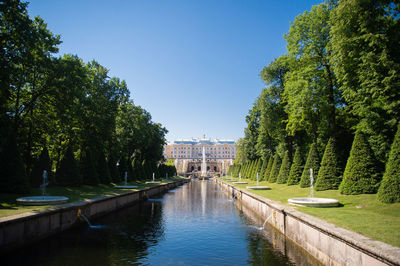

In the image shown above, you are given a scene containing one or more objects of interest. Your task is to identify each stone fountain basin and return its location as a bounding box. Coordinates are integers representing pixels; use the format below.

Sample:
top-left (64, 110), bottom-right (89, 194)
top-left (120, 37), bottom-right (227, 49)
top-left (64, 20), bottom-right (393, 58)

top-left (115, 185), bottom-right (138, 189)
top-left (145, 181), bottom-right (161, 184)
top-left (233, 181), bottom-right (248, 184)
top-left (288, 197), bottom-right (339, 207)
top-left (16, 196), bottom-right (69, 206)
top-left (246, 186), bottom-right (270, 190)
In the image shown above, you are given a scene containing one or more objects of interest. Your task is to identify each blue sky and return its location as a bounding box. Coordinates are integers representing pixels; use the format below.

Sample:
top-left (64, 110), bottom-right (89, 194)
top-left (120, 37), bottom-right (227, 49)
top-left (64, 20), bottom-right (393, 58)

top-left (28, 0), bottom-right (322, 142)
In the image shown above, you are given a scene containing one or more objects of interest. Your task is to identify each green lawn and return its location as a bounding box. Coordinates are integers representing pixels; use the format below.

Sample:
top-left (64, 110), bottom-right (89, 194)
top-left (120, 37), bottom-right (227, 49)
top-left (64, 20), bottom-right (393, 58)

top-left (0, 178), bottom-right (183, 218)
top-left (222, 177), bottom-right (400, 247)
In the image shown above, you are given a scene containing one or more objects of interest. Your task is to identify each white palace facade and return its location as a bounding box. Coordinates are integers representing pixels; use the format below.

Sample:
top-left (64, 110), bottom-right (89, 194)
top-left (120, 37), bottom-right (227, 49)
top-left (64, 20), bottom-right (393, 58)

top-left (163, 136), bottom-right (237, 176)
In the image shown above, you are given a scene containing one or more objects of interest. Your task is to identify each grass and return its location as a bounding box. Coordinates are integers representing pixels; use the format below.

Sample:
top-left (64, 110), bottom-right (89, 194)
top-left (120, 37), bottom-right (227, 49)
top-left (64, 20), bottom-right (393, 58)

top-left (0, 178), bottom-right (184, 218)
top-left (222, 177), bottom-right (400, 247)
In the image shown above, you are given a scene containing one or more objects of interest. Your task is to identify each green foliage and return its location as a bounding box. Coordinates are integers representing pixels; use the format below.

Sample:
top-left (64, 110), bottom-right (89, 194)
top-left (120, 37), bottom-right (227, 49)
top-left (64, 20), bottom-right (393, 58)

top-left (340, 131), bottom-right (381, 195)
top-left (268, 154), bottom-right (281, 183)
top-left (108, 154), bottom-right (120, 183)
top-left (315, 138), bottom-right (342, 191)
top-left (259, 158), bottom-right (268, 181)
top-left (56, 146), bottom-right (82, 187)
top-left (378, 124), bottom-right (400, 203)
top-left (277, 151), bottom-right (291, 184)
top-left (97, 151), bottom-right (111, 184)
top-left (287, 147), bottom-right (303, 185)
top-left (264, 156), bottom-right (273, 181)
top-left (300, 143), bottom-right (320, 188)
top-left (80, 149), bottom-right (99, 186)
top-left (30, 147), bottom-right (51, 188)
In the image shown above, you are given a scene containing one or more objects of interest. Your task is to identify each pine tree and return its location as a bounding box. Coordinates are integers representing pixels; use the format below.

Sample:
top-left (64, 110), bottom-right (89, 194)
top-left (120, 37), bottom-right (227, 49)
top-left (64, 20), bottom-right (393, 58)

top-left (378, 123), bottom-right (400, 203)
top-left (80, 149), bottom-right (99, 185)
top-left (340, 131), bottom-right (381, 194)
top-left (300, 143), bottom-right (320, 188)
top-left (277, 151), bottom-right (291, 184)
top-left (97, 151), bottom-right (111, 184)
top-left (268, 154), bottom-right (281, 183)
top-left (287, 147), bottom-right (303, 185)
top-left (56, 146), bottom-right (82, 187)
top-left (315, 138), bottom-right (342, 191)
top-left (0, 132), bottom-right (30, 193)
top-left (30, 147), bottom-right (51, 188)
top-left (264, 156), bottom-right (273, 181)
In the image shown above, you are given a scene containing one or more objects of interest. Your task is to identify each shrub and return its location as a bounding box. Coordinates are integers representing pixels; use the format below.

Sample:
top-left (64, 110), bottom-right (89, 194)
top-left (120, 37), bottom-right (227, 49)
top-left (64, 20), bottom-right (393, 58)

top-left (378, 123), bottom-right (400, 203)
top-left (30, 147), bottom-right (51, 188)
top-left (277, 151), bottom-right (291, 184)
top-left (264, 156), bottom-right (273, 181)
top-left (56, 146), bottom-right (82, 187)
top-left (259, 158), bottom-right (268, 181)
top-left (340, 131), bottom-right (381, 194)
top-left (268, 154), bottom-right (281, 183)
top-left (315, 138), bottom-right (342, 191)
top-left (108, 154), bottom-right (120, 183)
top-left (97, 151), bottom-right (111, 184)
top-left (300, 143), bottom-right (320, 188)
top-left (287, 147), bottom-right (303, 185)
top-left (80, 149), bottom-right (99, 185)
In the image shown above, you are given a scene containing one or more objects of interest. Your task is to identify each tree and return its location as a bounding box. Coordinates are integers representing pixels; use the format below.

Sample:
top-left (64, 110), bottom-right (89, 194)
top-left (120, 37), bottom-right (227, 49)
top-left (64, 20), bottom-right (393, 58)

top-left (378, 123), bottom-right (400, 203)
top-left (315, 138), bottom-right (342, 190)
top-left (340, 131), bottom-right (381, 194)
top-left (300, 143), bottom-right (320, 188)
top-left (56, 146), bottom-right (81, 186)
top-left (259, 158), bottom-right (268, 181)
top-left (330, 0), bottom-right (400, 163)
top-left (97, 151), bottom-right (111, 184)
top-left (264, 156), bottom-right (274, 181)
top-left (268, 154), bottom-right (281, 183)
top-left (277, 151), bottom-right (291, 184)
top-left (108, 154), bottom-right (120, 183)
top-left (80, 149), bottom-right (99, 186)
top-left (0, 130), bottom-right (30, 193)
top-left (287, 147), bottom-right (303, 185)
top-left (30, 147), bottom-right (51, 187)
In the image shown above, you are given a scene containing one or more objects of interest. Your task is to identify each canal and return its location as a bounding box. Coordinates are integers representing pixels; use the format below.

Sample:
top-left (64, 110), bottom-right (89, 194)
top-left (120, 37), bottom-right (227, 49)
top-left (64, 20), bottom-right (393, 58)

top-left (3, 180), bottom-right (319, 265)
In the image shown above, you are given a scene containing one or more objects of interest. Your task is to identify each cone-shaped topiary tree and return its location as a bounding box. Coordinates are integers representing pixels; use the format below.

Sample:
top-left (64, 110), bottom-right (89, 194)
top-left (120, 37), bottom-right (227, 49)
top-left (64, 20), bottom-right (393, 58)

top-left (108, 154), bottom-right (120, 183)
top-left (277, 151), bottom-right (291, 184)
top-left (268, 154), bottom-right (281, 183)
top-left (378, 123), bottom-right (400, 203)
top-left (97, 151), bottom-right (111, 184)
top-left (30, 147), bottom-right (51, 188)
top-left (287, 147), bottom-right (304, 185)
top-left (259, 158), bottom-right (268, 181)
top-left (80, 149), bottom-right (99, 185)
top-left (300, 143), bottom-right (320, 188)
top-left (56, 146), bottom-right (82, 187)
top-left (264, 156), bottom-right (273, 181)
top-left (339, 131), bottom-right (381, 194)
top-left (0, 132), bottom-right (30, 193)
top-left (126, 158), bottom-right (134, 182)
top-left (118, 157), bottom-right (127, 181)
top-left (315, 138), bottom-right (342, 191)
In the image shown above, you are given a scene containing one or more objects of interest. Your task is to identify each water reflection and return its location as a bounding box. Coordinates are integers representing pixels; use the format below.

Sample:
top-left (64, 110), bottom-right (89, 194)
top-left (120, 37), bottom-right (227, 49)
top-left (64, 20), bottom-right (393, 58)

top-left (2, 180), bottom-right (319, 266)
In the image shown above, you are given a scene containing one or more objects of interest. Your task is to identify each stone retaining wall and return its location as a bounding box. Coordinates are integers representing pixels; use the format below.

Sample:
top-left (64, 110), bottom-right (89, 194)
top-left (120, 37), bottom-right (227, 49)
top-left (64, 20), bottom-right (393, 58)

top-left (0, 180), bottom-right (187, 255)
top-left (216, 179), bottom-right (400, 266)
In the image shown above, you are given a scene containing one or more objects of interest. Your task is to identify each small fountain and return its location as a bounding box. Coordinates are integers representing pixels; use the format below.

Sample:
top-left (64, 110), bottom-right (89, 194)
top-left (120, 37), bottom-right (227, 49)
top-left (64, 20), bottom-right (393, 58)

top-left (146, 172), bottom-right (161, 184)
top-left (17, 170), bottom-right (69, 205)
top-left (288, 169), bottom-right (339, 207)
top-left (233, 172), bottom-right (247, 184)
top-left (246, 172), bottom-right (270, 190)
top-left (115, 171), bottom-right (138, 189)
top-left (163, 172), bottom-right (170, 182)
top-left (201, 147), bottom-right (208, 180)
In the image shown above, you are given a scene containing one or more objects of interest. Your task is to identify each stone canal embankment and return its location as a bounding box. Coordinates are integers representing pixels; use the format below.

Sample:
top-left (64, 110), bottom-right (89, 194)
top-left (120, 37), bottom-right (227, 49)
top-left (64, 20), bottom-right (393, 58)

top-left (215, 178), bottom-right (400, 266)
top-left (0, 179), bottom-right (188, 254)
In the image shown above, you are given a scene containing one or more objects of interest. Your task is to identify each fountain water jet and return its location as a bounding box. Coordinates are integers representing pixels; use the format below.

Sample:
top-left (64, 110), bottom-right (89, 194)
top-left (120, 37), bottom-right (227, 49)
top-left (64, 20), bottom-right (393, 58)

top-left (233, 171), bottom-right (247, 184)
top-left (288, 169), bottom-right (339, 207)
top-left (17, 170), bottom-right (69, 205)
top-left (246, 172), bottom-right (270, 190)
top-left (115, 171), bottom-right (138, 189)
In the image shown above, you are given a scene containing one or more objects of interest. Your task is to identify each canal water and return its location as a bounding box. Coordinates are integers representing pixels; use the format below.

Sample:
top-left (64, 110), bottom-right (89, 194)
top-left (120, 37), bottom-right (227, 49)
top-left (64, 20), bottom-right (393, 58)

top-left (3, 180), bottom-right (319, 265)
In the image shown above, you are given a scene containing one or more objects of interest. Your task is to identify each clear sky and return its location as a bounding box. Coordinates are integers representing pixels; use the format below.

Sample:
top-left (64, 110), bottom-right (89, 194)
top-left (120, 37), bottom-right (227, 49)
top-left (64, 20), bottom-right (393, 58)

top-left (28, 0), bottom-right (322, 142)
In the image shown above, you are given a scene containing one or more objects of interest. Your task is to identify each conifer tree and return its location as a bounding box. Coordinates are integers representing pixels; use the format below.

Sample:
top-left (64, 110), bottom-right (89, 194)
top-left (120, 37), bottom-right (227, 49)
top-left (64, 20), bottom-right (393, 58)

top-left (340, 131), bottom-right (381, 194)
top-left (287, 147), bottom-right (303, 185)
top-left (277, 151), bottom-right (291, 184)
top-left (0, 132), bottom-right (30, 193)
top-left (315, 138), bottom-right (342, 191)
top-left (80, 149), bottom-right (99, 185)
top-left (259, 158), bottom-right (268, 181)
top-left (378, 123), bottom-right (400, 203)
top-left (56, 146), bottom-right (82, 187)
top-left (300, 143), bottom-right (320, 188)
top-left (118, 157), bottom-right (127, 181)
top-left (268, 154), bottom-right (281, 183)
top-left (108, 154), bottom-right (120, 183)
top-left (97, 151), bottom-right (111, 184)
top-left (30, 147), bottom-right (51, 188)
top-left (264, 156), bottom-right (273, 181)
